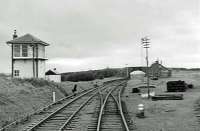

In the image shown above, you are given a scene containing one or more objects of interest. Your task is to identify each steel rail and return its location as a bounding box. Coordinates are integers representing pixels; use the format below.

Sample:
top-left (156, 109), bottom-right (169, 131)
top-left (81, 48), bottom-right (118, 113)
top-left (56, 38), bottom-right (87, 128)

top-left (26, 87), bottom-right (96, 131)
top-left (96, 82), bottom-right (126, 131)
top-left (118, 85), bottom-right (130, 131)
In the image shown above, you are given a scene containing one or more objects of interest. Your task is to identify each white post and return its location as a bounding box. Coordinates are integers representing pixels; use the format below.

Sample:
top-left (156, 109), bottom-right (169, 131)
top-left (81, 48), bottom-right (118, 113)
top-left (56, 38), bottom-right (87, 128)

top-left (137, 104), bottom-right (145, 118)
top-left (53, 91), bottom-right (56, 103)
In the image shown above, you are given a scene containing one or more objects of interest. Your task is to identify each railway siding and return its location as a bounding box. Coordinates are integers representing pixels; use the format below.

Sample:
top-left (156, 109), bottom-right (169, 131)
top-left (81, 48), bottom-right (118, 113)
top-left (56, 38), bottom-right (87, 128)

top-left (96, 81), bottom-right (131, 131)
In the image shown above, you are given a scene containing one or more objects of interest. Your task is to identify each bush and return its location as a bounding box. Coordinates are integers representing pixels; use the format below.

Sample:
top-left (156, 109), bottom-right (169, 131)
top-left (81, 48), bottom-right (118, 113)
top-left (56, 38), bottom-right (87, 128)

top-left (61, 68), bottom-right (127, 82)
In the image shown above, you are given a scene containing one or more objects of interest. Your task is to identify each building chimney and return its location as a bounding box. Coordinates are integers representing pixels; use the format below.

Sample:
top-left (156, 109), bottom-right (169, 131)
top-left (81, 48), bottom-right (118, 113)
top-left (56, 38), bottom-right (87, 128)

top-left (155, 60), bottom-right (159, 64)
top-left (13, 30), bottom-right (18, 39)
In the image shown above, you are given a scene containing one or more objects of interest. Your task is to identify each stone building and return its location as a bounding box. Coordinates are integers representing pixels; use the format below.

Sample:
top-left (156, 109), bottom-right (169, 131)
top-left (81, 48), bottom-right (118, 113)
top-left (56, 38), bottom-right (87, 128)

top-left (6, 30), bottom-right (49, 78)
top-left (149, 60), bottom-right (171, 78)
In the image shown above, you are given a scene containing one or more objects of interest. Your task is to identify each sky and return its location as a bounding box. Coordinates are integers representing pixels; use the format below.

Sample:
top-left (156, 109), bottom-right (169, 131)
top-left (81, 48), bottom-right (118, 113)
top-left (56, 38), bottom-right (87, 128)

top-left (0, 0), bottom-right (200, 73)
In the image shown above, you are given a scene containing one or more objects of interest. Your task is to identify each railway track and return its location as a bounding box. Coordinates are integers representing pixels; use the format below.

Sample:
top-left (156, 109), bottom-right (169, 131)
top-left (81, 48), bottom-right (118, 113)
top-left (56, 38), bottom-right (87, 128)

top-left (25, 88), bottom-right (97, 131)
top-left (58, 80), bottom-right (128, 131)
top-left (23, 81), bottom-right (125, 131)
top-left (96, 82), bottom-right (130, 131)
top-left (87, 81), bottom-right (134, 131)
top-left (11, 79), bottom-right (126, 131)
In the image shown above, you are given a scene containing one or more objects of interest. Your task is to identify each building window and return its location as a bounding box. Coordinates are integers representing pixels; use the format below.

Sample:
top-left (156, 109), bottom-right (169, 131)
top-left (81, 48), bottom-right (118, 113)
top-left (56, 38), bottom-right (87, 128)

top-left (22, 45), bottom-right (28, 57)
top-left (14, 70), bottom-right (20, 76)
top-left (43, 46), bottom-right (45, 58)
top-left (14, 44), bottom-right (20, 57)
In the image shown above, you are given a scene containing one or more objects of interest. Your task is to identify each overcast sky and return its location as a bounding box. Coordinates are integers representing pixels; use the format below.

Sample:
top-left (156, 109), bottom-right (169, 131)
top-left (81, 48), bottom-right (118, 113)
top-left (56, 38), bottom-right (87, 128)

top-left (0, 0), bottom-right (200, 73)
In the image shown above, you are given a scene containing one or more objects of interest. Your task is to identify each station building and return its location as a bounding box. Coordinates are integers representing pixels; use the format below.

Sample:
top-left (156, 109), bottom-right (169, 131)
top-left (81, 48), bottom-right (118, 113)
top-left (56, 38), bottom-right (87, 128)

top-left (149, 60), bottom-right (171, 78)
top-left (6, 30), bottom-right (49, 78)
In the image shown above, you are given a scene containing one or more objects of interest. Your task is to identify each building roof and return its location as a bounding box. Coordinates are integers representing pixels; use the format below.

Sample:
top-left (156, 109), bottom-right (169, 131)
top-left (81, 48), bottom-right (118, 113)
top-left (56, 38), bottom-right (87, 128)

top-left (45, 69), bottom-right (60, 75)
top-left (150, 61), bottom-right (170, 71)
top-left (6, 33), bottom-right (50, 46)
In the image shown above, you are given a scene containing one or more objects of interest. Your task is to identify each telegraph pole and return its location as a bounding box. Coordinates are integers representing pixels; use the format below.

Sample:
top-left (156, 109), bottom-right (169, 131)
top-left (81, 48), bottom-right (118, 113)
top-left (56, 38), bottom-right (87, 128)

top-left (126, 64), bottom-right (129, 79)
top-left (141, 37), bottom-right (150, 98)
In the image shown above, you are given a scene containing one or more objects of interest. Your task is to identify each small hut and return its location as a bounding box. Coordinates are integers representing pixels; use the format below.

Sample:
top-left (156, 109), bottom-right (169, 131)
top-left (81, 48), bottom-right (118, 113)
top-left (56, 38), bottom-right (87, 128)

top-left (45, 68), bottom-right (61, 82)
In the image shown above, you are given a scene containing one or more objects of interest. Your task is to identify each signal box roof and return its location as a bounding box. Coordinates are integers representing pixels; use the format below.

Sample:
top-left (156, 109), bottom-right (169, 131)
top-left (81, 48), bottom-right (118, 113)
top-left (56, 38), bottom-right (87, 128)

top-left (6, 33), bottom-right (49, 46)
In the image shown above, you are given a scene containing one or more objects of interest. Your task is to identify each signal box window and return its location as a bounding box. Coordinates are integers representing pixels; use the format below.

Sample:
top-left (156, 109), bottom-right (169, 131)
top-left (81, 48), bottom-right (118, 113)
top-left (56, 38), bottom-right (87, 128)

top-left (14, 44), bottom-right (20, 57)
top-left (14, 70), bottom-right (20, 76)
top-left (22, 45), bottom-right (28, 57)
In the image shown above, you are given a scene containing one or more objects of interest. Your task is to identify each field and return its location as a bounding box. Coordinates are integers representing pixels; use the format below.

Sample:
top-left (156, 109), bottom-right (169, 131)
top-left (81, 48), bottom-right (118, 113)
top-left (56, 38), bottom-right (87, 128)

top-left (123, 70), bottom-right (200, 131)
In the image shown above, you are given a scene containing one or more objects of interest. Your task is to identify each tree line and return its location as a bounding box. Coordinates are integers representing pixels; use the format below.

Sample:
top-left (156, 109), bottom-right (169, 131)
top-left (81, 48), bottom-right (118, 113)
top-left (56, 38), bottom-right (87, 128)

top-left (61, 68), bottom-right (127, 82)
